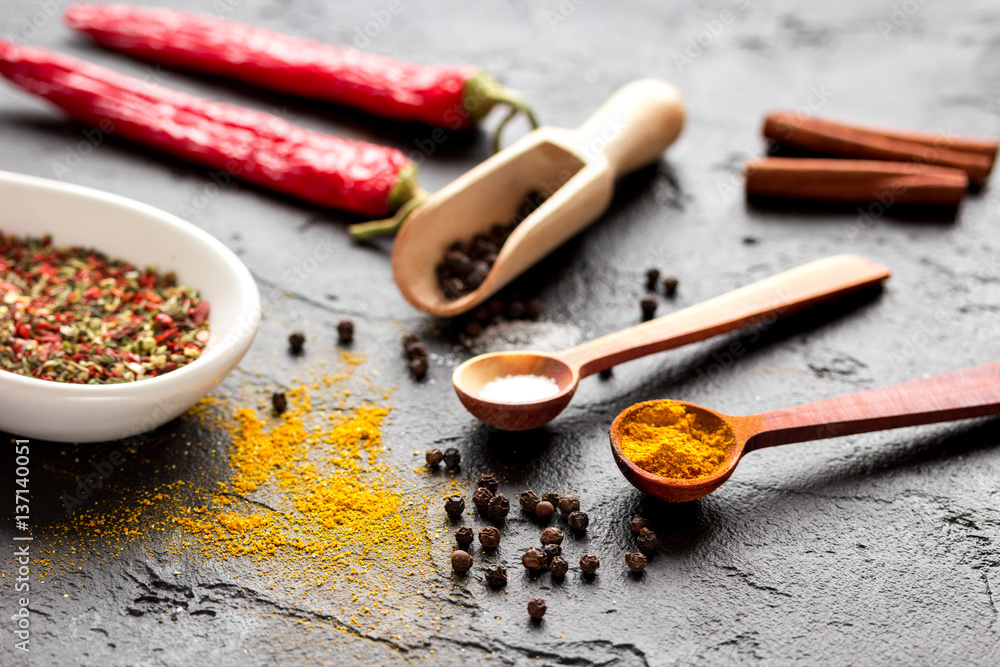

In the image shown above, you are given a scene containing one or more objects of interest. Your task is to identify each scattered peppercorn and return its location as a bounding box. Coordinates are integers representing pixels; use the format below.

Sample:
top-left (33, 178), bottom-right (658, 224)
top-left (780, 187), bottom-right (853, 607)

top-left (444, 495), bottom-right (465, 519)
top-left (403, 341), bottom-right (426, 360)
top-left (336, 318), bottom-right (354, 343)
top-left (479, 526), bottom-right (501, 549)
top-left (409, 356), bottom-right (428, 379)
top-left (641, 296), bottom-right (657, 320)
top-left (451, 549), bottom-right (473, 574)
top-left (629, 516), bottom-right (648, 535)
top-left (636, 527), bottom-right (659, 556)
top-left (567, 511), bottom-right (589, 532)
top-left (401, 332), bottom-right (420, 348)
top-left (464, 320), bottom-right (483, 338)
top-left (523, 298), bottom-right (542, 320)
top-left (472, 487), bottom-right (494, 513)
top-left (625, 552), bottom-right (647, 573)
top-left (527, 596), bottom-right (547, 619)
top-left (455, 526), bottom-right (474, 548)
top-left (540, 527), bottom-right (564, 546)
top-left (425, 448), bottom-right (443, 467)
top-left (477, 474), bottom-right (499, 494)
top-left (663, 275), bottom-right (679, 298)
top-left (599, 368), bottom-right (613, 380)
top-left (271, 391), bottom-right (287, 415)
top-left (542, 492), bottom-right (560, 506)
top-left (443, 447), bottom-right (461, 470)
top-left (579, 554), bottom-right (600, 575)
top-left (484, 563), bottom-right (507, 588)
top-left (542, 543), bottom-right (561, 563)
top-left (645, 268), bottom-right (660, 291)
top-left (518, 490), bottom-right (540, 513)
top-left (557, 494), bottom-right (580, 516)
top-left (288, 331), bottom-right (306, 354)
top-left (549, 555), bottom-right (569, 578)
top-left (488, 493), bottom-right (510, 521)
top-left (504, 300), bottom-right (525, 320)
top-left (522, 547), bottom-right (546, 571)
top-left (534, 501), bottom-right (554, 520)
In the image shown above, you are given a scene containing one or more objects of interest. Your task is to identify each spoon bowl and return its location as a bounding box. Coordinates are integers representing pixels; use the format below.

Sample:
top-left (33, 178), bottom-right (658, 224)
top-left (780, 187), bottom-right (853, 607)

top-left (452, 254), bottom-right (891, 430)
top-left (452, 351), bottom-right (578, 431)
top-left (610, 362), bottom-right (1000, 502)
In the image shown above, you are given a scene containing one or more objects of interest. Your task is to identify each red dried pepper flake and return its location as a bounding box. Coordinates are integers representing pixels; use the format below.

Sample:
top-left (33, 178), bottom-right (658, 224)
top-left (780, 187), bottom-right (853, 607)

top-left (15, 323), bottom-right (31, 338)
top-left (154, 312), bottom-right (174, 328)
top-left (154, 327), bottom-right (178, 344)
top-left (189, 301), bottom-right (210, 325)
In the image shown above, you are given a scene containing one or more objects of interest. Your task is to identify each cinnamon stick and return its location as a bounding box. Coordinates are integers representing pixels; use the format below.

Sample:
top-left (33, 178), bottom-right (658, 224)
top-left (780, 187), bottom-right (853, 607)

top-left (744, 157), bottom-right (968, 206)
top-left (763, 112), bottom-right (998, 182)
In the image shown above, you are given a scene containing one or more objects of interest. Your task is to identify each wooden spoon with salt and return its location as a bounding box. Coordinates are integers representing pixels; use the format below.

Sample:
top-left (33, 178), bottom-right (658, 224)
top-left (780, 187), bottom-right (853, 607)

top-left (610, 362), bottom-right (1000, 502)
top-left (453, 254), bottom-right (890, 431)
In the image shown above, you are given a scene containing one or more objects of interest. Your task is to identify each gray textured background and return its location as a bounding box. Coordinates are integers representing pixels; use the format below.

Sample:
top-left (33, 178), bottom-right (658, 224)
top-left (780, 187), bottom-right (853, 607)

top-left (2, 0), bottom-right (999, 664)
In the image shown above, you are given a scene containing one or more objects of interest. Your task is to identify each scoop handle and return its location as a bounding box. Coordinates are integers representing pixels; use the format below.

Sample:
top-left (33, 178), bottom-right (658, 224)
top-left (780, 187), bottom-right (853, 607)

top-left (744, 362), bottom-right (1000, 450)
top-left (566, 78), bottom-right (685, 176)
top-left (560, 254), bottom-right (890, 376)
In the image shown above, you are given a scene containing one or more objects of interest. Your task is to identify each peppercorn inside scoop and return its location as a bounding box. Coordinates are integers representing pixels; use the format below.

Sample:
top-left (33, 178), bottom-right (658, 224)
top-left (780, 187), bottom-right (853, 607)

top-left (435, 191), bottom-right (546, 300)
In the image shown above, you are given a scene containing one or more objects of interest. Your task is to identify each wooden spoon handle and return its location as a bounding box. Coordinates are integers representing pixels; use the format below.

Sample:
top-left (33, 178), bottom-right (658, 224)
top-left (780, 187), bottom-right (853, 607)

top-left (561, 254), bottom-right (890, 377)
top-left (744, 362), bottom-right (1000, 451)
top-left (566, 78), bottom-right (685, 177)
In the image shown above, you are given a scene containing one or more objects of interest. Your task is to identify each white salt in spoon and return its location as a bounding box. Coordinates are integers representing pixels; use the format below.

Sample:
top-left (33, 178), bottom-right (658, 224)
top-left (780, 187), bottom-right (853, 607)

top-left (452, 255), bottom-right (890, 430)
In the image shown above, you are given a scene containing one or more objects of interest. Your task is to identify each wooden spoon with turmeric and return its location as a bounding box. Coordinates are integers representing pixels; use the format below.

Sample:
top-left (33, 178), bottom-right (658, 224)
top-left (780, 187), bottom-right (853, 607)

top-left (610, 362), bottom-right (1000, 502)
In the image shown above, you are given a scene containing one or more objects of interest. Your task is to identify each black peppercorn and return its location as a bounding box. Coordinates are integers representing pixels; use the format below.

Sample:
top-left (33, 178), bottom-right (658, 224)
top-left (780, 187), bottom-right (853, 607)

top-left (464, 320), bottom-right (482, 338)
top-left (557, 494), bottom-right (580, 516)
top-left (518, 490), bottom-right (540, 513)
top-left (455, 526), bottom-right (474, 548)
top-left (579, 554), bottom-right (600, 575)
top-left (527, 596), bottom-right (547, 619)
top-left (288, 331), bottom-right (306, 354)
top-left (444, 495), bottom-right (465, 519)
top-left (488, 493), bottom-right (510, 521)
top-left (445, 249), bottom-right (474, 277)
top-left (272, 391), bottom-right (287, 415)
top-left (336, 318), bottom-right (354, 343)
top-left (567, 511), bottom-right (589, 532)
top-left (487, 299), bottom-right (504, 317)
top-left (549, 556), bottom-right (569, 578)
top-left (479, 526), bottom-right (501, 549)
top-left (542, 492), bottom-right (560, 506)
top-left (625, 552), bottom-right (647, 573)
top-left (401, 332), bottom-right (420, 348)
top-left (473, 305), bottom-right (491, 322)
top-left (540, 527), bottom-right (564, 546)
top-left (629, 516), bottom-right (648, 535)
top-left (534, 501), bottom-right (554, 520)
top-left (504, 300), bottom-right (525, 320)
top-left (645, 268), bottom-right (660, 291)
top-left (663, 275), bottom-right (679, 298)
top-left (476, 474), bottom-right (499, 494)
top-left (599, 368), bottom-right (613, 380)
top-left (425, 448), bottom-right (443, 467)
top-left (409, 356), bottom-right (428, 379)
top-left (404, 341), bottom-right (427, 361)
top-left (542, 544), bottom-right (561, 563)
top-left (451, 549), bottom-right (473, 574)
top-left (636, 527), bottom-right (659, 556)
top-left (640, 296), bottom-right (657, 320)
top-left (466, 261), bottom-right (490, 290)
top-left (523, 298), bottom-right (542, 320)
top-left (443, 448), bottom-right (461, 470)
top-left (484, 563), bottom-right (507, 588)
top-left (471, 487), bottom-right (493, 513)
top-left (521, 547), bottom-right (546, 571)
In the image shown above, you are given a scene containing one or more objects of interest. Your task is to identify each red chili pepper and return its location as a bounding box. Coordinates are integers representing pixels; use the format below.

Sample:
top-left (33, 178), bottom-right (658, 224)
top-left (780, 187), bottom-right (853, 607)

top-left (64, 3), bottom-right (537, 138)
top-left (0, 39), bottom-right (419, 218)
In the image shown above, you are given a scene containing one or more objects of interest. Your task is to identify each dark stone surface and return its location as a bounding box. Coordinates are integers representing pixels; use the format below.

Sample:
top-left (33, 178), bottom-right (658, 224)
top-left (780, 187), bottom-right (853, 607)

top-left (2, 0), bottom-right (1000, 664)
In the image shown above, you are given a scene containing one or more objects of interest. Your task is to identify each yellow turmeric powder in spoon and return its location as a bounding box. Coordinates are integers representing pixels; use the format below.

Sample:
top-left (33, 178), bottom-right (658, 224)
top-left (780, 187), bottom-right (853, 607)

top-left (618, 401), bottom-right (733, 479)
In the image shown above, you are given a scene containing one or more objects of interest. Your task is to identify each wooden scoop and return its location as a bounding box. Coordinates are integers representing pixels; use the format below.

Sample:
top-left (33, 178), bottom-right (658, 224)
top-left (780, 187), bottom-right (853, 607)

top-left (610, 362), bottom-right (1000, 502)
top-left (453, 254), bottom-right (890, 430)
top-left (391, 78), bottom-right (685, 317)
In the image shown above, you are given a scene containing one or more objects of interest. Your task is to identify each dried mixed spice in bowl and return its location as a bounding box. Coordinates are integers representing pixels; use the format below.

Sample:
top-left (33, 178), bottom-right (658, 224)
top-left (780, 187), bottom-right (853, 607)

top-left (1, 232), bottom-right (210, 384)
top-left (0, 170), bottom-right (259, 443)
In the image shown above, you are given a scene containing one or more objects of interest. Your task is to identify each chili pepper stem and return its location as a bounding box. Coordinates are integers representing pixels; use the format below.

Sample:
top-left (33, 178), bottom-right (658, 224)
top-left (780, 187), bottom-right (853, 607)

top-left (465, 71), bottom-right (539, 153)
top-left (348, 189), bottom-right (429, 241)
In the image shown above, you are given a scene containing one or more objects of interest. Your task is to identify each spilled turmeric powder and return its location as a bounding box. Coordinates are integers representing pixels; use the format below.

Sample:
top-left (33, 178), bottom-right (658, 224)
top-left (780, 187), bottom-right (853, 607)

top-left (618, 401), bottom-right (735, 479)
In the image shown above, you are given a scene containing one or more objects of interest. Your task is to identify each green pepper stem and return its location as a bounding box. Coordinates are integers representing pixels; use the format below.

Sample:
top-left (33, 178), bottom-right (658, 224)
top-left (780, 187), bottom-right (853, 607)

top-left (485, 85), bottom-right (540, 153)
top-left (348, 189), bottom-right (429, 241)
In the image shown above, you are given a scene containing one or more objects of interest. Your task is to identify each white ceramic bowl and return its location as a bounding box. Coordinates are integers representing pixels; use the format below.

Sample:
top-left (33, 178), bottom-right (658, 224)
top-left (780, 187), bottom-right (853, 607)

top-left (0, 171), bottom-right (260, 442)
